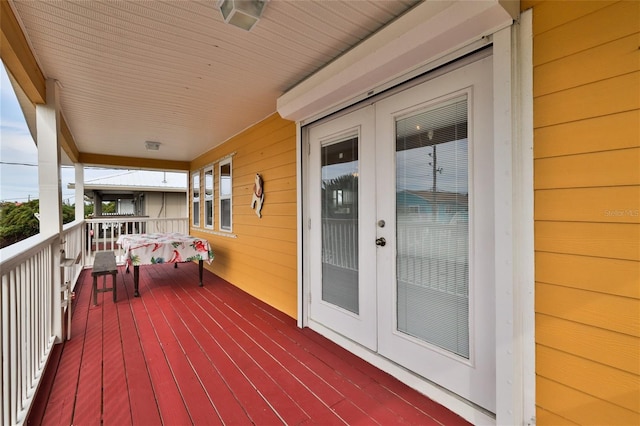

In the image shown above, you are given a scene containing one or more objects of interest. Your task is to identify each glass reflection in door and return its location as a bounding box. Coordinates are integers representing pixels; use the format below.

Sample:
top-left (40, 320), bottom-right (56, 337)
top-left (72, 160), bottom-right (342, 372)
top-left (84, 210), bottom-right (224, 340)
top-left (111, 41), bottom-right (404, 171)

top-left (395, 96), bottom-right (470, 358)
top-left (321, 136), bottom-right (359, 314)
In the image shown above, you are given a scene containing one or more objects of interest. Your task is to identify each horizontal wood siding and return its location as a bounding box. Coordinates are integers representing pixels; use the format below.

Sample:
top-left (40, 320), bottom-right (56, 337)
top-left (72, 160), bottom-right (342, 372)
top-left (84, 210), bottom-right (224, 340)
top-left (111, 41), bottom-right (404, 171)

top-left (190, 113), bottom-right (298, 318)
top-left (526, 1), bottom-right (640, 424)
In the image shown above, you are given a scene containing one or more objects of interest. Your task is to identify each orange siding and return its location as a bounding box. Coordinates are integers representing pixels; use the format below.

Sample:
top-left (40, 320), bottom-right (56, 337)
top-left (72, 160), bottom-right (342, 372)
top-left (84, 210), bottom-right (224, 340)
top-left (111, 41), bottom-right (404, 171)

top-left (189, 114), bottom-right (298, 318)
top-left (526, 0), bottom-right (640, 424)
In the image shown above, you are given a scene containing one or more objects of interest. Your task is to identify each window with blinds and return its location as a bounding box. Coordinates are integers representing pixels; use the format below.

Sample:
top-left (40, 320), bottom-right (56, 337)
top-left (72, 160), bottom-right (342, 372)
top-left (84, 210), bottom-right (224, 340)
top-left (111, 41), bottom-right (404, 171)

top-left (192, 171), bottom-right (200, 228)
top-left (219, 159), bottom-right (232, 232)
top-left (395, 96), bottom-right (470, 358)
top-left (204, 167), bottom-right (214, 229)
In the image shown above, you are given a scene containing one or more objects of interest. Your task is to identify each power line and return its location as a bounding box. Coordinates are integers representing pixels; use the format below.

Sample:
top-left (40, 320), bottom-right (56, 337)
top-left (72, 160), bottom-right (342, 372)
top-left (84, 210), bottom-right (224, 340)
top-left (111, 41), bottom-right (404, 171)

top-left (0, 162), bottom-right (76, 168)
top-left (0, 161), bottom-right (38, 167)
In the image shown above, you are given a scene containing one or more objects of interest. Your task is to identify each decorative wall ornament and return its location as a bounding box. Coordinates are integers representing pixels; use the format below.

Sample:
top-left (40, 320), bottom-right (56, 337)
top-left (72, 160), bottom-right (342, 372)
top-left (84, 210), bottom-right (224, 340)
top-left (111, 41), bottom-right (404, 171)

top-left (250, 173), bottom-right (264, 218)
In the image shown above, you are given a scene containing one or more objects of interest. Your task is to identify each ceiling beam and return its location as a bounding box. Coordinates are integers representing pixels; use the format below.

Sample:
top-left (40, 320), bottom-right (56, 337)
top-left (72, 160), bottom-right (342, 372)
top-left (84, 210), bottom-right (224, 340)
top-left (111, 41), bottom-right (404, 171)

top-left (0, 0), bottom-right (45, 104)
top-left (60, 115), bottom-right (80, 163)
top-left (78, 153), bottom-right (190, 171)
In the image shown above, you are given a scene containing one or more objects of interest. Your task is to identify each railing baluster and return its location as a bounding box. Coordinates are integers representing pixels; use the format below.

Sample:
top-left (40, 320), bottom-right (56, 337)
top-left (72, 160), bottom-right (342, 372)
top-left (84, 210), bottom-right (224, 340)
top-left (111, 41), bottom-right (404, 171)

top-left (1, 216), bottom-right (188, 425)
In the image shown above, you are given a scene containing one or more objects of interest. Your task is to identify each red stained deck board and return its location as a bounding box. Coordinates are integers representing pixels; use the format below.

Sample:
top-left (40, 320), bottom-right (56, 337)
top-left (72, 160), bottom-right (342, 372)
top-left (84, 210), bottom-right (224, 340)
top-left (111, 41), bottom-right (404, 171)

top-left (40, 272), bottom-right (95, 426)
top-left (101, 272), bottom-right (133, 426)
top-left (170, 282), bottom-right (298, 424)
top-left (115, 285), bottom-right (162, 425)
top-left (147, 274), bottom-right (273, 424)
top-left (138, 284), bottom-right (222, 425)
top-left (159, 277), bottom-right (287, 425)
top-left (72, 294), bottom-right (105, 424)
top-left (188, 292), bottom-right (324, 423)
top-left (39, 307), bottom-right (86, 424)
top-left (127, 273), bottom-right (193, 426)
top-left (29, 263), bottom-right (472, 426)
top-left (185, 270), bottom-right (447, 425)
top-left (206, 288), bottom-right (353, 402)
top-left (205, 274), bottom-right (468, 426)
top-left (141, 275), bottom-right (226, 425)
top-left (189, 286), bottom-right (351, 418)
top-left (191, 279), bottom-right (417, 426)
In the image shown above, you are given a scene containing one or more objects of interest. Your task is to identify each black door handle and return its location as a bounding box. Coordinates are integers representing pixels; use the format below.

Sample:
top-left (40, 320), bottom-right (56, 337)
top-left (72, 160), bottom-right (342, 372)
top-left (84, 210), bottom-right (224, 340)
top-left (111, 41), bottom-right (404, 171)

top-left (376, 237), bottom-right (386, 247)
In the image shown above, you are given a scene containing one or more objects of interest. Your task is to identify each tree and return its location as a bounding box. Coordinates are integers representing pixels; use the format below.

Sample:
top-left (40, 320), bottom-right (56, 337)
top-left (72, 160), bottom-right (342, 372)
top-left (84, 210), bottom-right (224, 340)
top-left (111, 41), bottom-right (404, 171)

top-left (0, 200), bottom-right (78, 249)
top-left (321, 173), bottom-right (358, 218)
top-left (102, 201), bottom-right (116, 214)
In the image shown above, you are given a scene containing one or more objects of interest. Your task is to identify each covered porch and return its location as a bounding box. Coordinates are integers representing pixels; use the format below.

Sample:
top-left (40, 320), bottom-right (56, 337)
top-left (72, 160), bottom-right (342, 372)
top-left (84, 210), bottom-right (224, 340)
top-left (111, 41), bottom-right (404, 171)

top-left (1, 1), bottom-right (530, 424)
top-left (28, 261), bottom-right (466, 425)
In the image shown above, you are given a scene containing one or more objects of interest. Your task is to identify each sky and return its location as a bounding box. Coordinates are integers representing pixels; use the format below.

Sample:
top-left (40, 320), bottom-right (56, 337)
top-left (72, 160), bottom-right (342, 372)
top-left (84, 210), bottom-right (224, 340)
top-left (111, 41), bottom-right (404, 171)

top-left (1, 63), bottom-right (132, 205)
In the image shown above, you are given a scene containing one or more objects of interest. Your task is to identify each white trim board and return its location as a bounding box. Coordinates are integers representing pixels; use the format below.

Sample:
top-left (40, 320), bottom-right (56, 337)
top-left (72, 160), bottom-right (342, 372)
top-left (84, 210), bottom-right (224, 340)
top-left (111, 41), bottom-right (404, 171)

top-left (278, 0), bottom-right (516, 124)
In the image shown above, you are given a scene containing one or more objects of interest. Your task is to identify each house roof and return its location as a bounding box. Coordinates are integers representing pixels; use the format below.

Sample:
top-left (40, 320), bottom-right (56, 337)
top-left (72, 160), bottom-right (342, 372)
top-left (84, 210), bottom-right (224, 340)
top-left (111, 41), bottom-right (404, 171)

top-left (70, 170), bottom-right (187, 195)
top-left (400, 190), bottom-right (469, 205)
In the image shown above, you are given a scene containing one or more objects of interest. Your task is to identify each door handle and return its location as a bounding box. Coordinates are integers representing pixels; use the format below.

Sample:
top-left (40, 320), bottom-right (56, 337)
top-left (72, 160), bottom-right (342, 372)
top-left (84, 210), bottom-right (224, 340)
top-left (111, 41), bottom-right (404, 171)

top-left (375, 237), bottom-right (386, 247)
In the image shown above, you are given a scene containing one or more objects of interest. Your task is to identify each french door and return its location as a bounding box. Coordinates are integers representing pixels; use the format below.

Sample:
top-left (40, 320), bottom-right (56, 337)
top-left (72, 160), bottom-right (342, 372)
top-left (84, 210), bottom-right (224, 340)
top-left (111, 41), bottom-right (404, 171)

top-left (307, 56), bottom-right (495, 411)
top-left (308, 106), bottom-right (377, 350)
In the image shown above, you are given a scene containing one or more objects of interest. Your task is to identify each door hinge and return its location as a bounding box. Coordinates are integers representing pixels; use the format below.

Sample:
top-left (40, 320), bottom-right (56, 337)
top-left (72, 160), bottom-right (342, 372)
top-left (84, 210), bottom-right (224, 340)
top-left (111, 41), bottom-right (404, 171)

top-left (307, 141), bottom-right (310, 156)
top-left (308, 218), bottom-right (311, 229)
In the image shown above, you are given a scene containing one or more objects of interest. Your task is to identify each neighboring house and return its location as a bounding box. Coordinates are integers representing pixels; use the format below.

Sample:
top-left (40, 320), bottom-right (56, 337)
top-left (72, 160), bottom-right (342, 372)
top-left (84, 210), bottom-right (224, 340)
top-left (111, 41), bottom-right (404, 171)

top-left (396, 190), bottom-right (469, 222)
top-left (69, 170), bottom-right (187, 218)
top-left (1, 1), bottom-right (638, 425)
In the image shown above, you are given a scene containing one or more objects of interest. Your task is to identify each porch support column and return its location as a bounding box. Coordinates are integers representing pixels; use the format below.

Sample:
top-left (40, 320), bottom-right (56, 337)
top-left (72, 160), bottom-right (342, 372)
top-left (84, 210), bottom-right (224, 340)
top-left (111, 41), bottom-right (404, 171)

top-left (493, 16), bottom-right (535, 425)
top-left (94, 191), bottom-right (103, 216)
top-left (36, 78), bottom-right (63, 341)
top-left (74, 164), bottom-right (84, 221)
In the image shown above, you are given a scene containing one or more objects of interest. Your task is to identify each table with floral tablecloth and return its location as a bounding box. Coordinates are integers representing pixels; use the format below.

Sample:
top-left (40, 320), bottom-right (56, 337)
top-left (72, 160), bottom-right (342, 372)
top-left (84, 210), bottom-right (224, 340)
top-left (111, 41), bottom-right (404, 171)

top-left (116, 232), bottom-right (213, 296)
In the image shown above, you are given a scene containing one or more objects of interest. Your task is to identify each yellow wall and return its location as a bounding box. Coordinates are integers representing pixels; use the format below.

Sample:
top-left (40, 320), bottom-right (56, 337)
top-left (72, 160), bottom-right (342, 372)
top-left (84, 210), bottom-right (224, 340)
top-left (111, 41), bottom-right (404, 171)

top-left (523, 1), bottom-right (640, 424)
top-left (189, 113), bottom-right (298, 319)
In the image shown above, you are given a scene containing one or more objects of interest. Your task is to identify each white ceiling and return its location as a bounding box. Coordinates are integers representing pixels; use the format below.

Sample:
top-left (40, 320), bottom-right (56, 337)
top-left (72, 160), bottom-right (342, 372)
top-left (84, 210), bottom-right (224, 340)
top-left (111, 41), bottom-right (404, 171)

top-left (8, 0), bottom-right (419, 166)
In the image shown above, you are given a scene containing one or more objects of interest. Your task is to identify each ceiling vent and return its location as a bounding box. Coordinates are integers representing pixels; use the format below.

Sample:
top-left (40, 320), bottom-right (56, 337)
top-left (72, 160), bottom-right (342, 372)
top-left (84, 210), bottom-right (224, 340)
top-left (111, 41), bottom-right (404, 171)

top-left (145, 141), bottom-right (161, 151)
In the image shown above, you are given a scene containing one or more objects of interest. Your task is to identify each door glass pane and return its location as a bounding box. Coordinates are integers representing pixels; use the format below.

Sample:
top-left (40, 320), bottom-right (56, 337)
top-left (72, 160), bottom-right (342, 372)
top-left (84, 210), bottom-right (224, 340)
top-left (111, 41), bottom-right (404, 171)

top-left (321, 136), bottom-right (359, 314)
top-left (395, 96), bottom-right (469, 358)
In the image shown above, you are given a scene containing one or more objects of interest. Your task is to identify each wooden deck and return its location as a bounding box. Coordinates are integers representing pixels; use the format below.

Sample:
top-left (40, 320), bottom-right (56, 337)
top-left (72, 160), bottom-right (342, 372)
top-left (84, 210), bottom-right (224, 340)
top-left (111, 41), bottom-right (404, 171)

top-left (28, 262), bottom-right (470, 425)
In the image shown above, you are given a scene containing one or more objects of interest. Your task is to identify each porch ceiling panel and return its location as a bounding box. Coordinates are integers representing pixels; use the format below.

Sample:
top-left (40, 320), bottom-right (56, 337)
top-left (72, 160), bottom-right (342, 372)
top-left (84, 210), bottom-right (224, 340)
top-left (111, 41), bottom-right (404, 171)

top-left (8, 0), bottom-right (418, 164)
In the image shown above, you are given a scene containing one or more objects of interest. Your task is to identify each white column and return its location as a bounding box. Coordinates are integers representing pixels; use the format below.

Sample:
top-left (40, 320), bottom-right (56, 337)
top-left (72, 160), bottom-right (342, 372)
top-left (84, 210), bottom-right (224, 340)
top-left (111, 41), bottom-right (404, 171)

top-left (75, 164), bottom-right (84, 221)
top-left (36, 78), bottom-right (63, 341)
top-left (493, 26), bottom-right (516, 425)
top-left (493, 15), bottom-right (536, 425)
top-left (36, 79), bottom-right (63, 237)
top-left (516, 10), bottom-right (536, 425)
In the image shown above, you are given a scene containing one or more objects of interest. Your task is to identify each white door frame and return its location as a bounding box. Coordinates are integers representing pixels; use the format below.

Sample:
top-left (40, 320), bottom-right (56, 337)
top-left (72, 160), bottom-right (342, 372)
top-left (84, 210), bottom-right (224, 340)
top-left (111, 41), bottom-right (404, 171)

top-left (290, 5), bottom-right (534, 425)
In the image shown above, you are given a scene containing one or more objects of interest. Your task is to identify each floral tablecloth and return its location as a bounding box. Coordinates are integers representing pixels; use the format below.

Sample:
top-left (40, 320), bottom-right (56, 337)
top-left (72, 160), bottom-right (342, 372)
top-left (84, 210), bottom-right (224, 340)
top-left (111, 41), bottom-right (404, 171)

top-left (116, 233), bottom-right (213, 266)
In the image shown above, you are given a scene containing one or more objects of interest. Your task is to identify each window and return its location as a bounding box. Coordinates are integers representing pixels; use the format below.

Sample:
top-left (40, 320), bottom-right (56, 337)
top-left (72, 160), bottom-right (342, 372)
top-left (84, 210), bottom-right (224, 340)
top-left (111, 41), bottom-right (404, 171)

top-left (204, 167), bottom-right (214, 229)
top-left (192, 171), bottom-right (200, 227)
top-left (219, 159), bottom-right (232, 231)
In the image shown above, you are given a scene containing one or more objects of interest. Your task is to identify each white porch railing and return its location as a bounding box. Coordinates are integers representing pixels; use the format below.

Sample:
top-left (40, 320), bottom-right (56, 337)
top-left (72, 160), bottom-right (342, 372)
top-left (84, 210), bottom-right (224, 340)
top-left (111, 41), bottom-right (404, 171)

top-left (321, 217), bottom-right (469, 297)
top-left (322, 219), bottom-right (358, 271)
top-left (85, 217), bottom-right (189, 262)
top-left (1, 233), bottom-right (58, 426)
top-left (0, 216), bottom-right (188, 425)
top-left (61, 220), bottom-right (85, 288)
